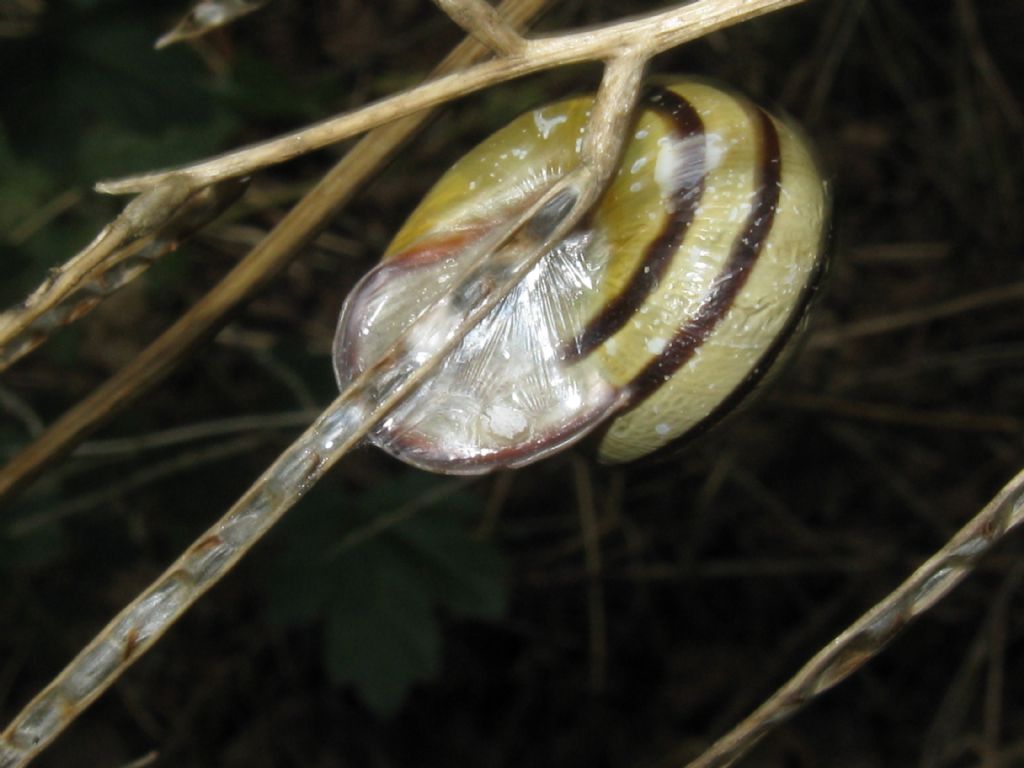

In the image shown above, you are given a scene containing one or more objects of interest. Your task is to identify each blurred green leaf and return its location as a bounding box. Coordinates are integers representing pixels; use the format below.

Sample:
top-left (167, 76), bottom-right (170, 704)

top-left (323, 544), bottom-right (441, 717)
top-left (0, 126), bottom-right (63, 305)
top-left (39, 324), bottom-right (83, 367)
top-left (0, 2), bottom-right (242, 306)
top-left (0, 127), bottom-right (55, 236)
top-left (75, 112), bottom-right (239, 181)
top-left (0, 505), bottom-right (69, 572)
top-left (267, 471), bottom-right (507, 717)
top-left (212, 53), bottom-right (346, 124)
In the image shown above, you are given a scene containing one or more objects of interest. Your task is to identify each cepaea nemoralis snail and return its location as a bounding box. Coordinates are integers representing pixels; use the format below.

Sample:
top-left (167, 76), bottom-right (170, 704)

top-left (334, 78), bottom-right (829, 473)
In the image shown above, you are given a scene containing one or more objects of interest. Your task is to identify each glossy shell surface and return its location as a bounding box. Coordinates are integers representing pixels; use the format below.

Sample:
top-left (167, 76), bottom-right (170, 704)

top-left (334, 78), bottom-right (829, 472)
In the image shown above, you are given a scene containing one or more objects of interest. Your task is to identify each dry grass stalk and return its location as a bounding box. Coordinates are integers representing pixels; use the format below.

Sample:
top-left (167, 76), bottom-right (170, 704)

top-left (0, 179), bottom-right (235, 373)
top-left (685, 467), bottom-right (1024, 768)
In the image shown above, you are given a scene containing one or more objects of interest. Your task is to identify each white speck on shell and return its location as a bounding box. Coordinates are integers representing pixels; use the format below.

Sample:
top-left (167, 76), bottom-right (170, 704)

top-left (533, 109), bottom-right (568, 140)
top-left (646, 337), bottom-right (667, 355)
top-left (486, 404), bottom-right (528, 439)
top-left (654, 134), bottom-right (706, 199)
top-left (705, 133), bottom-right (726, 171)
top-left (654, 138), bottom-right (679, 199)
top-left (630, 157), bottom-right (648, 174)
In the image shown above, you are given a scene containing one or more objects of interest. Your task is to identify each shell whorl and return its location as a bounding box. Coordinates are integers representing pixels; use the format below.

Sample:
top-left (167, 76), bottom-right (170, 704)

top-left (334, 78), bottom-right (829, 472)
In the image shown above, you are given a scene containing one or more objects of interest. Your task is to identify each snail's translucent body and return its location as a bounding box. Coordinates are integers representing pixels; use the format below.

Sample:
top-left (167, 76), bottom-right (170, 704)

top-left (335, 78), bottom-right (829, 472)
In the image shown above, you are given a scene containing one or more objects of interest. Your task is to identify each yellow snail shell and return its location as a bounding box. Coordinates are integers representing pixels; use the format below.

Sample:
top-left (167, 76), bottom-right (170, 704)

top-left (334, 78), bottom-right (830, 472)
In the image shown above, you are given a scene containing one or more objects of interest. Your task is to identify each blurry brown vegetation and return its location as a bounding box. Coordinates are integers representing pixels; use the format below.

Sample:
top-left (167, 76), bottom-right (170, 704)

top-left (1, 0), bottom-right (1023, 766)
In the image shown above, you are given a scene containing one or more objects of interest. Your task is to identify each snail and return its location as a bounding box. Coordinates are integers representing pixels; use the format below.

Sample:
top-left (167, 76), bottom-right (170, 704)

top-left (334, 77), bottom-right (829, 473)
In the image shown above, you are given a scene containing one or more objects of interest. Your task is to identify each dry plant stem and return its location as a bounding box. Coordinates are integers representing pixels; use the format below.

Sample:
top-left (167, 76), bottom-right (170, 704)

top-left (572, 456), bottom-right (609, 692)
top-left (0, 181), bottom-right (190, 372)
top-left (97, 0), bottom-right (810, 195)
top-left (0, 178), bottom-right (249, 373)
top-left (9, 188), bottom-right (81, 245)
top-left (432, 0), bottom-right (526, 54)
top-left (684, 468), bottom-right (1024, 768)
top-left (0, 395), bottom-right (369, 768)
top-left (0, 55), bottom-right (645, 767)
top-left (954, 0), bottom-right (1024, 132)
top-left (156, 0), bottom-right (270, 50)
top-left (809, 281), bottom-right (1024, 348)
top-left (70, 409), bottom-right (321, 458)
top-left (328, 477), bottom-right (475, 557)
top-left (8, 436), bottom-right (267, 537)
top-left (777, 394), bottom-right (1022, 435)
top-left (0, 0), bottom-right (549, 506)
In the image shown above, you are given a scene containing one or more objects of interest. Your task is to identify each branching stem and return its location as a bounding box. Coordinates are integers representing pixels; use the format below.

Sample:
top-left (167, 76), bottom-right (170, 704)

top-left (97, 0), bottom-right (808, 195)
top-left (432, 0), bottom-right (527, 54)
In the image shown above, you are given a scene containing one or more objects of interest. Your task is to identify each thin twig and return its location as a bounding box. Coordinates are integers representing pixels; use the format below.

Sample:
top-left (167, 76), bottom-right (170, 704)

top-left (0, 178), bottom-right (247, 373)
top-left (155, 0), bottom-right (271, 49)
top-left (325, 477), bottom-right (476, 557)
top-left (0, 385), bottom-right (44, 439)
top-left (7, 188), bottom-right (82, 245)
top-left (7, 436), bottom-right (267, 537)
top-left (809, 282), bottom-right (1024, 348)
top-left (0, 182), bottom-right (189, 369)
top-left (97, 0), bottom-right (809, 195)
top-left (683, 468), bottom-right (1024, 768)
top-left (573, 455), bottom-right (608, 693)
top-left (116, 751), bottom-right (159, 768)
top-left (981, 568), bottom-right (1022, 766)
top-left (954, 0), bottom-right (1024, 132)
top-left (775, 393), bottom-right (1022, 435)
top-left (921, 585), bottom-right (997, 767)
top-left (432, 0), bottom-right (526, 55)
top-left (68, 411), bottom-right (319, 458)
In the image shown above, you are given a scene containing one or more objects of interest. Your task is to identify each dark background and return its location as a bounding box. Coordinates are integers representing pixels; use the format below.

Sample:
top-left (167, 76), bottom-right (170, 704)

top-left (2, 1), bottom-right (1023, 766)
